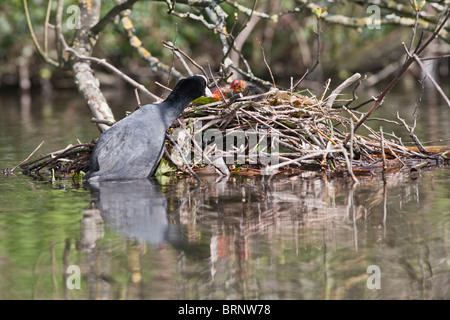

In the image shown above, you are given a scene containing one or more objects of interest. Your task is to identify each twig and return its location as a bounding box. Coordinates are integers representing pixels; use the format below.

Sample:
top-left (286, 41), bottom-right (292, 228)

top-left (349, 118), bottom-right (354, 163)
top-left (309, 14), bottom-right (322, 75)
top-left (291, 69), bottom-right (310, 92)
top-left (380, 127), bottom-right (387, 172)
top-left (164, 39), bottom-right (194, 76)
top-left (134, 88), bottom-right (142, 109)
top-left (344, 10), bottom-right (450, 145)
top-left (176, 119), bottom-right (228, 175)
top-left (169, 6), bottom-right (219, 30)
top-left (406, 2), bottom-right (421, 58)
top-left (386, 143), bottom-right (405, 167)
top-left (264, 148), bottom-right (344, 173)
top-left (320, 79), bottom-right (331, 103)
top-left (207, 62), bottom-right (228, 102)
top-left (44, 0), bottom-right (52, 54)
top-left (60, 34), bottom-right (162, 102)
top-left (27, 144), bottom-right (92, 173)
top-left (155, 81), bottom-right (172, 93)
top-left (91, 0), bottom-right (139, 35)
top-left (23, 0), bottom-right (59, 67)
top-left (396, 112), bottom-right (430, 155)
top-left (325, 73), bottom-right (361, 108)
top-left (340, 144), bottom-right (358, 184)
top-left (348, 76), bottom-right (361, 106)
top-left (118, 7), bottom-right (183, 79)
top-left (309, 124), bottom-right (337, 145)
top-left (402, 43), bottom-right (450, 107)
top-left (421, 54), bottom-right (450, 61)
top-left (347, 97), bottom-right (375, 111)
top-left (162, 40), bottom-right (208, 78)
top-left (227, 0), bottom-right (259, 65)
top-left (55, 0), bottom-right (64, 66)
top-left (259, 41), bottom-right (276, 88)
top-left (12, 141), bottom-right (45, 172)
top-left (165, 133), bottom-right (201, 185)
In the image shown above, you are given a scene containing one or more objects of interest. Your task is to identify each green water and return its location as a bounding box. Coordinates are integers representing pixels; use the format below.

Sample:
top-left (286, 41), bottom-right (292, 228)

top-left (0, 89), bottom-right (449, 300)
top-left (0, 177), bottom-right (87, 299)
top-left (0, 171), bottom-right (449, 299)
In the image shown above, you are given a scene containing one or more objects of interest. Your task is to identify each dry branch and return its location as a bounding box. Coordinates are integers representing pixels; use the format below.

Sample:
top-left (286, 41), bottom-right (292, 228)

top-left (343, 10), bottom-right (450, 145)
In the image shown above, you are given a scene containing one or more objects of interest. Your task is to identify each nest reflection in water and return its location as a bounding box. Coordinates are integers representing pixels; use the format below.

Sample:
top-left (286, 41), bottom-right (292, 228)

top-left (74, 170), bottom-right (447, 299)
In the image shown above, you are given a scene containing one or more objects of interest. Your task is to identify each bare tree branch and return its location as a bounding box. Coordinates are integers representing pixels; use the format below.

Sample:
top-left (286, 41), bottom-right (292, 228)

top-left (23, 0), bottom-right (60, 67)
top-left (343, 9), bottom-right (450, 145)
top-left (91, 0), bottom-right (138, 35)
top-left (402, 43), bottom-right (450, 108)
top-left (44, 0), bottom-right (52, 54)
top-left (162, 41), bottom-right (208, 78)
top-left (396, 112), bottom-right (430, 155)
top-left (61, 35), bottom-right (161, 103)
top-left (118, 3), bottom-right (183, 79)
top-left (55, 0), bottom-right (65, 66)
top-left (71, 0), bottom-right (115, 133)
top-left (325, 73), bottom-right (361, 109)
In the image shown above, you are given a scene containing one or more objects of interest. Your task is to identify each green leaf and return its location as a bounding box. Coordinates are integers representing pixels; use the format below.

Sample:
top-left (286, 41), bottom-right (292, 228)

top-left (192, 97), bottom-right (217, 105)
top-left (418, 0), bottom-right (426, 11)
top-left (314, 7), bottom-right (327, 18)
top-left (155, 158), bottom-right (176, 176)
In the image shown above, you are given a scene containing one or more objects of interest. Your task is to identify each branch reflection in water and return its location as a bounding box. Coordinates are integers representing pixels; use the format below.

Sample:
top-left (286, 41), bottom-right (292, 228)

top-left (75, 170), bottom-right (449, 300)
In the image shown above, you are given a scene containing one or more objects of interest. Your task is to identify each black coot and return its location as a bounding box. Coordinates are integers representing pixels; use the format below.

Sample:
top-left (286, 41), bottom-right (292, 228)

top-left (85, 75), bottom-right (209, 183)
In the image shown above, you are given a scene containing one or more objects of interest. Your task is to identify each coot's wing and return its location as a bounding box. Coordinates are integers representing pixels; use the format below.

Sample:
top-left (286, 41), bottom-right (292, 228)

top-left (89, 106), bottom-right (166, 181)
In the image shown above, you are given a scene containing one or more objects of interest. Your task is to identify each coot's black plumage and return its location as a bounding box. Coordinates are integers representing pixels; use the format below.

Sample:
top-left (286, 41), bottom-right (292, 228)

top-left (85, 75), bottom-right (209, 183)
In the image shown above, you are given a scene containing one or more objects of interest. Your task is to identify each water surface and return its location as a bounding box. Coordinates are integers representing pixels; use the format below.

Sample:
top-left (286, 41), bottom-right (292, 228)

top-left (0, 87), bottom-right (449, 300)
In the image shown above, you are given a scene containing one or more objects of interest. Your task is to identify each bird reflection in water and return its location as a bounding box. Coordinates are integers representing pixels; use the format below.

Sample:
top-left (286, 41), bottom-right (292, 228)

top-left (88, 179), bottom-right (181, 246)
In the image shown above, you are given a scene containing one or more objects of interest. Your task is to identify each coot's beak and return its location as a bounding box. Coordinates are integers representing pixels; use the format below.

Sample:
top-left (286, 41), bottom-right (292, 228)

top-left (197, 75), bottom-right (214, 97)
top-left (205, 86), bottom-right (213, 97)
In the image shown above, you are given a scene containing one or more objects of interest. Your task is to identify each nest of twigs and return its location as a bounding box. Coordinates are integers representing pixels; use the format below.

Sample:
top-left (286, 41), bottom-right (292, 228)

top-left (16, 141), bottom-right (93, 181)
top-left (185, 88), bottom-right (448, 179)
top-left (16, 87), bottom-right (449, 182)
